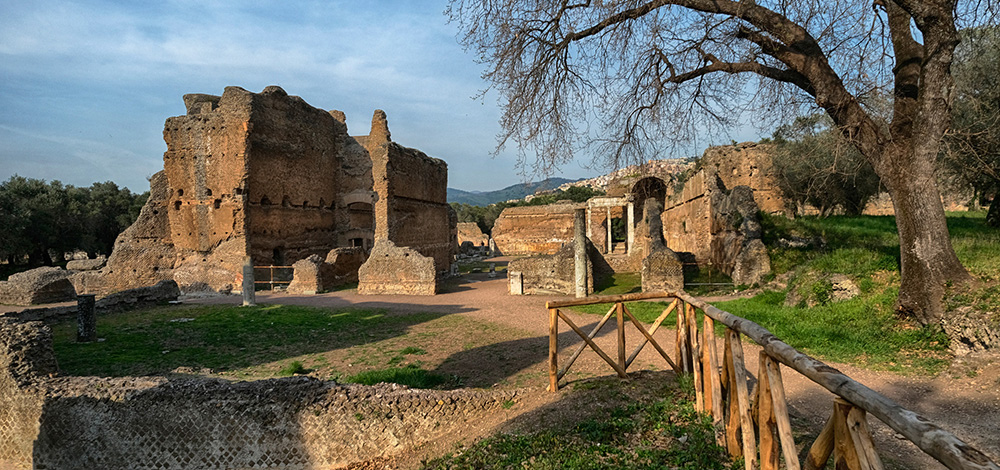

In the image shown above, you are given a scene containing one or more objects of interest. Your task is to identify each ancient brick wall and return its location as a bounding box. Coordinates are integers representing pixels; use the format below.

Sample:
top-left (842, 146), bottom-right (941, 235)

top-left (457, 223), bottom-right (489, 247)
top-left (662, 171), bottom-right (771, 285)
top-left (0, 319), bottom-right (518, 470)
top-left (363, 111), bottom-right (452, 272)
top-left (242, 87), bottom-right (346, 266)
top-left (699, 142), bottom-right (788, 215)
top-left (492, 203), bottom-right (580, 256)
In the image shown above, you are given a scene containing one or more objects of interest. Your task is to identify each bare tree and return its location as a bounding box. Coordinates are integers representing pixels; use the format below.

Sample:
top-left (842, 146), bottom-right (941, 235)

top-left (448, 0), bottom-right (998, 326)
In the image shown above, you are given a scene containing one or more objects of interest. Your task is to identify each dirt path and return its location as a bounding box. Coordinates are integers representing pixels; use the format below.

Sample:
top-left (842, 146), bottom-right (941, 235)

top-left (191, 274), bottom-right (1000, 469)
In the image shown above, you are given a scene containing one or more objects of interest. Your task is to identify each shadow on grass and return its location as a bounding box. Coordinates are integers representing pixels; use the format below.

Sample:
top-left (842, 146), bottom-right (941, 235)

top-left (49, 301), bottom-right (474, 377)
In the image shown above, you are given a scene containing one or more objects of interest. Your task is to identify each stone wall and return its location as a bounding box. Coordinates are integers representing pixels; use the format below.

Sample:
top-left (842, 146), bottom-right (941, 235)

top-left (699, 142), bottom-right (788, 215)
top-left (457, 223), bottom-right (489, 247)
top-left (358, 240), bottom-right (438, 295)
top-left (0, 318), bottom-right (518, 470)
top-left (83, 87), bottom-right (449, 296)
top-left (492, 202), bottom-right (580, 256)
top-left (363, 111), bottom-right (453, 273)
top-left (0, 267), bottom-right (76, 306)
top-left (507, 241), bottom-right (595, 296)
top-left (662, 171), bottom-right (771, 285)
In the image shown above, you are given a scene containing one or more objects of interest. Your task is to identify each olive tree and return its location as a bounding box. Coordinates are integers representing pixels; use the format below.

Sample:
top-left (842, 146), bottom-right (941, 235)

top-left (448, 0), bottom-right (997, 325)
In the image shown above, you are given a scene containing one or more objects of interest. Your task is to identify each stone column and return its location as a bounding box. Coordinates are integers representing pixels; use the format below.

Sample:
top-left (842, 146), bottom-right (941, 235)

top-left (242, 256), bottom-right (256, 307)
top-left (606, 207), bottom-right (613, 253)
top-left (76, 294), bottom-right (97, 342)
top-left (627, 202), bottom-right (635, 255)
top-left (574, 208), bottom-right (588, 298)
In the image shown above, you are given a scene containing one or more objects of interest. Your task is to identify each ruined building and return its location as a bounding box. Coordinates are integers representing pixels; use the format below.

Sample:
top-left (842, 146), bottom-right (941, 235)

top-left (75, 86), bottom-right (452, 296)
top-left (498, 143), bottom-right (775, 294)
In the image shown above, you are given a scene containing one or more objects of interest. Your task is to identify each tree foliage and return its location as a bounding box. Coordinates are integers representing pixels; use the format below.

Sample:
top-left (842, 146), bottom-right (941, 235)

top-left (449, 0), bottom-right (997, 324)
top-left (940, 26), bottom-right (1000, 227)
top-left (771, 114), bottom-right (882, 216)
top-left (0, 176), bottom-right (147, 266)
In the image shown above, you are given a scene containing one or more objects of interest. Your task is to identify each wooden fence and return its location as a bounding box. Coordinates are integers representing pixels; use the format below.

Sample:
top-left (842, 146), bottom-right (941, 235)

top-left (545, 291), bottom-right (999, 470)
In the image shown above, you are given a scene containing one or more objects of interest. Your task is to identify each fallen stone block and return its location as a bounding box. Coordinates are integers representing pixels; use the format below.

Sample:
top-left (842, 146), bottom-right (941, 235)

top-left (0, 267), bottom-right (77, 306)
top-left (358, 240), bottom-right (437, 295)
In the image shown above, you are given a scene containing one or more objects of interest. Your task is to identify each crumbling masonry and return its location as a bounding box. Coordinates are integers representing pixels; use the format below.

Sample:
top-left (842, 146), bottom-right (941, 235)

top-left (73, 86), bottom-right (452, 296)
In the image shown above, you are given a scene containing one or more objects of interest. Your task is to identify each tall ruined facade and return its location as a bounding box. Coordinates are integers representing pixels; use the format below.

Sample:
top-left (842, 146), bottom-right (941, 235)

top-left (80, 86), bottom-right (449, 295)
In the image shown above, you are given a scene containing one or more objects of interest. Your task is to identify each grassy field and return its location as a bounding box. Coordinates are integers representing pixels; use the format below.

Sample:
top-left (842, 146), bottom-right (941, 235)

top-left (50, 303), bottom-right (524, 387)
top-left (570, 211), bottom-right (1000, 375)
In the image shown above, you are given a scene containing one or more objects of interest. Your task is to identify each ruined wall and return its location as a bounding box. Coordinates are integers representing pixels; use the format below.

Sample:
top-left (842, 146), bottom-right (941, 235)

top-left (358, 240), bottom-right (438, 295)
top-left (492, 203), bottom-right (580, 256)
top-left (92, 87), bottom-right (395, 295)
top-left (662, 171), bottom-right (771, 285)
top-left (699, 142), bottom-right (788, 215)
top-left (363, 111), bottom-right (452, 272)
top-left (73, 171), bottom-right (177, 295)
top-left (507, 241), bottom-right (595, 296)
top-left (457, 223), bottom-right (489, 247)
top-left (0, 319), bottom-right (517, 470)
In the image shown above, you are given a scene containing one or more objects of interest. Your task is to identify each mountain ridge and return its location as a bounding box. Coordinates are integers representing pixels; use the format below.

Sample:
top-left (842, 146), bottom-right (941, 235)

top-left (448, 177), bottom-right (582, 206)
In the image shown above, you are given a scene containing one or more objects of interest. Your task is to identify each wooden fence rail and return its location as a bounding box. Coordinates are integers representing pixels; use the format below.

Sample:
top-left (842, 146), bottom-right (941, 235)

top-left (545, 291), bottom-right (999, 470)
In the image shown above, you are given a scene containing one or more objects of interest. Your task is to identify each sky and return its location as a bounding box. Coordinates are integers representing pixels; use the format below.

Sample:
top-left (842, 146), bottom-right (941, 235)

top-left (0, 0), bottom-right (756, 193)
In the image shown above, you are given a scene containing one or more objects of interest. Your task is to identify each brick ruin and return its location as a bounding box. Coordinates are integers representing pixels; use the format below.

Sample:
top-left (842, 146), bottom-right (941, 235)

top-left (0, 318), bottom-right (519, 469)
top-left (498, 143), bottom-right (776, 293)
top-left (71, 86), bottom-right (452, 297)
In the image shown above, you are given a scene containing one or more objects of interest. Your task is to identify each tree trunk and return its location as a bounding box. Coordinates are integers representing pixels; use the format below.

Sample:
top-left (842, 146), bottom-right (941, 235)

top-left (987, 191), bottom-right (1000, 228)
top-left (880, 145), bottom-right (971, 325)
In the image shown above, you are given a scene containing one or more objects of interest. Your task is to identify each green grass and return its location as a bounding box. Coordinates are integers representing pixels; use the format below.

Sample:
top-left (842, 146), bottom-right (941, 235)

top-left (714, 291), bottom-right (950, 373)
top-left (50, 304), bottom-right (443, 377)
top-left (563, 212), bottom-right (999, 374)
top-left (344, 364), bottom-right (448, 388)
top-left (421, 377), bottom-right (731, 470)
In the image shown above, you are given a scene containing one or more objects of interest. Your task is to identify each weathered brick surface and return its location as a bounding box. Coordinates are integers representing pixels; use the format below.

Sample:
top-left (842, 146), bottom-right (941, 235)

top-left (85, 87), bottom-right (450, 296)
top-left (358, 240), bottom-right (437, 295)
top-left (0, 319), bottom-right (519, 470)
top-left (492, 203), bottom-right (580, 256)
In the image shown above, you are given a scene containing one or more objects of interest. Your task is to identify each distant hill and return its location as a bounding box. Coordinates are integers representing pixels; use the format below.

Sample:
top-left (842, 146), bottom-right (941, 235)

top-left (448, 177), bottom-right (581, 206)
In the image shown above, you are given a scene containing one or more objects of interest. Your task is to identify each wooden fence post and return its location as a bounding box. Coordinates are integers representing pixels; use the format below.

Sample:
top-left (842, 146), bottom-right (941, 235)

top-left (549, 307), bottom-right (558, 392)
top-left (726, 328), bottom-right (757, 470)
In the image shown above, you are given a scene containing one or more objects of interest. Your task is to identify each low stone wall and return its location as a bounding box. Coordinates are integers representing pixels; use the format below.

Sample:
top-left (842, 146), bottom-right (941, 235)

top-left (0, 317), bottom-right (519, 469)
top-left (508, 241), bottom-right (595, 296)
top-left (358, 240), bottom-right (437, 295)
top-left (1, 280), bottom-right (180, 324)
top-left (0, 267), bottom-right (77, 306)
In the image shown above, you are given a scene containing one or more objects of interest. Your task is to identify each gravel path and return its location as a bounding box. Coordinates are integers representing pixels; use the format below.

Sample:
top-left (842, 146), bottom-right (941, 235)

top-left (190, 273), bottom-right (1000, 469)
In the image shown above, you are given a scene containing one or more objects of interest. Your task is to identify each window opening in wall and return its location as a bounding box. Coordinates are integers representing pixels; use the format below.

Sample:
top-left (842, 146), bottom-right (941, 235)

top-left (351, 238), bottom-right (364, 247)
top-left (610, 217), bottom-right (627, 243)
top-left (206, 188), bottom-right (213, 196)
top-left (174, 201), bottom-right (182, 210)
top-left (260, 195), bottom-right (271, 205)
top-left (214, 199), bottom-right (221, 209)
top-left (177, 189), bottom-right (184, 197)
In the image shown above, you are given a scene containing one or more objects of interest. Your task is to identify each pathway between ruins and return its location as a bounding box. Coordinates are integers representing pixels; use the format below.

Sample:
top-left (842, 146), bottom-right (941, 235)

top-left (191, 273), bottom-right (1000, 470)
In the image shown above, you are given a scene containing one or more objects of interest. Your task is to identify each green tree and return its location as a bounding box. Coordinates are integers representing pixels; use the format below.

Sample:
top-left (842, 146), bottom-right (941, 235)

top-left (940, 26), bottom-right (1000, 226)
top-left (772, 114), bottom-right (882, 216)
top-left (449, 0), bottom-right (995, 324)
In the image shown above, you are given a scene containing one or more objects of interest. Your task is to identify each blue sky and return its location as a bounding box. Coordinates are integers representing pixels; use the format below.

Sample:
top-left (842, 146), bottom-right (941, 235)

top-left (0, 0), bottom-right (753, 193)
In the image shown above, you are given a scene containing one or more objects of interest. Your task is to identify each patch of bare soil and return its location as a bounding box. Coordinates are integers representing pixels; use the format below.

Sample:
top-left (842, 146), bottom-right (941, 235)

top-left (190, 274), bottom-right (1000, 469)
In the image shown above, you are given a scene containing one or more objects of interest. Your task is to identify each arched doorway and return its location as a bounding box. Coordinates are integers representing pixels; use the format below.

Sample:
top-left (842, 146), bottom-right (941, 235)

top-left (630, 177), bottom-right (667, 224)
